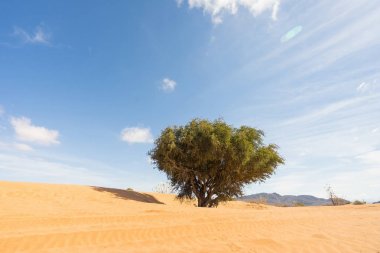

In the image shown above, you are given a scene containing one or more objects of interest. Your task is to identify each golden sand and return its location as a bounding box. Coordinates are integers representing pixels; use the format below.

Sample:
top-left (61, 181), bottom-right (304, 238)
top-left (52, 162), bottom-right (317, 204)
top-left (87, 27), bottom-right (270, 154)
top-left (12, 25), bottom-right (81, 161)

top-left (0, 181), bottom-right (379, 253)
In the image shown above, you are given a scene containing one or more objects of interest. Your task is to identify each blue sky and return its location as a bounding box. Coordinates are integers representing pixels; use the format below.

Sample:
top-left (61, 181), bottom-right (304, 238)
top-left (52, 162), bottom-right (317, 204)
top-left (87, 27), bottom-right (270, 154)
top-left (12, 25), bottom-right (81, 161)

top-left (1, 0), bottom-right (379, 201)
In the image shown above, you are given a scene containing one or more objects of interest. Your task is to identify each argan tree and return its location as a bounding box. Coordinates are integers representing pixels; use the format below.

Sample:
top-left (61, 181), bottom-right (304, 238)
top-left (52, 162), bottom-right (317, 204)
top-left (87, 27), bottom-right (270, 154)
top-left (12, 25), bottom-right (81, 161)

top-left (149, 119), bottom-right (284, 207)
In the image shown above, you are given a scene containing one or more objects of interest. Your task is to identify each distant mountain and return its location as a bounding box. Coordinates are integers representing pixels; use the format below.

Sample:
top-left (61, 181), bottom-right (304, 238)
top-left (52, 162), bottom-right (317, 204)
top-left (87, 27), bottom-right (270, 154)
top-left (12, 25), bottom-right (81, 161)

top-left (373, 201), bottom-right (380, 204)
top-left (239, 193), bottom-right (349, 206)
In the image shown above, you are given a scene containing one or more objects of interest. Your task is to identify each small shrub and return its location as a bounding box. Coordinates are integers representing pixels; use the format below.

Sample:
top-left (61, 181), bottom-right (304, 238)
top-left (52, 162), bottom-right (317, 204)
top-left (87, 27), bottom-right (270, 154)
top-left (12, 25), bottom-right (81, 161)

top-left (352, 200), bottom-right (366, 205)
top-left (126, 188), bottom-right (133, 191)
top-left (294, 202), bottom-right (305, 207)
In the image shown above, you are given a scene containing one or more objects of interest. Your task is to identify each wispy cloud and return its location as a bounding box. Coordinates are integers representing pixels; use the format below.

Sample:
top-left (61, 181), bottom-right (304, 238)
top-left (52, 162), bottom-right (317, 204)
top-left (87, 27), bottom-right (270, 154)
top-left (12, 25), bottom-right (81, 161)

top-left (12, 25), bottom-right (51, 45)
top-left (267, 2), bottom-right (380, 79)
top-left (120, 127), bottom-right (153, 144)
top-left (223, 0), bottom-right (380, 198)
top-left (0, 152), bottom-right (122, 186)
top-left (183, 0), bottom-right (280, 24)
top-left (0, 105), bottom-right (4, 116)
top-left (10, 117), bottom-right (60, 145)
top-left (161, 78), bottom-right (177, 92)
top-left (356, 150), bottom-right (380, 166)
top-left (282, 95), bottom-right (379, 126)
top-left (0, 141), bottom-right (33, 153)
top-left (13, 143), bottom-right (34, 152)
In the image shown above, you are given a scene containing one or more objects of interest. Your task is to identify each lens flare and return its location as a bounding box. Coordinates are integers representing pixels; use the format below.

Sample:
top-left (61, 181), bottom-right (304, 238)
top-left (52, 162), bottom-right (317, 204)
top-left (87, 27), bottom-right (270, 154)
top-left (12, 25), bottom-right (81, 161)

top-left (281, 25), bottom-right (303, 42)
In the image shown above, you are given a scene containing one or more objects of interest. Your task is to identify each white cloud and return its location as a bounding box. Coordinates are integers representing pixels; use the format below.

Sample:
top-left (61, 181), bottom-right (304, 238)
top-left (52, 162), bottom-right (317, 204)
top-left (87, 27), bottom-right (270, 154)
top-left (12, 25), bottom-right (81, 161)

top-left (0, 105), bottom-right (4, 116)
top-left (161, 78), bottom-right (177, 92)
top-left (13, 143), bottom-right (34, 152)
top-left (13, 26), bottom-right (51, 45)
top-left (121, 127), bottom-right (153, 144)
top-left (186, 0), bottom-right (280, 24)
top-left (271, 1), bottom-right (280, 21)
top-left (10, 117), bottom-right (60, 145)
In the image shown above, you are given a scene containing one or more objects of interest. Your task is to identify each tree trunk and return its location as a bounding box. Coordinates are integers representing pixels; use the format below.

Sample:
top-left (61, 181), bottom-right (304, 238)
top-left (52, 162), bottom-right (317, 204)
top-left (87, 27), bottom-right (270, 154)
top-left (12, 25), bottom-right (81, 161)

top-left (197, 196), bottom-right (214, 207)
top-left (197, 194), bottom-right (208, 207)
top-left (196, 189), bottom-right (216, 207)
top-left (197, 197), bottom-right (204, 207)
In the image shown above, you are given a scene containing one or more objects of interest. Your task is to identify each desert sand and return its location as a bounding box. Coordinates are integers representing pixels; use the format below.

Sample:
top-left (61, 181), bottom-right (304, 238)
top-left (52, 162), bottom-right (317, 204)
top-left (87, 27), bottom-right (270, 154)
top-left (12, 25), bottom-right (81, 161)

top-left (0, 181), bottom-right (379, 253)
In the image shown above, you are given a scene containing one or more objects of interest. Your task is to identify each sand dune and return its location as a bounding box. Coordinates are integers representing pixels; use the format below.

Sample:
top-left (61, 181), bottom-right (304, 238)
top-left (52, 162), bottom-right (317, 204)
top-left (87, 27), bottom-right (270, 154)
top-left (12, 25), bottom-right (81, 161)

top-left (0, 181), bottom-right (379, 253)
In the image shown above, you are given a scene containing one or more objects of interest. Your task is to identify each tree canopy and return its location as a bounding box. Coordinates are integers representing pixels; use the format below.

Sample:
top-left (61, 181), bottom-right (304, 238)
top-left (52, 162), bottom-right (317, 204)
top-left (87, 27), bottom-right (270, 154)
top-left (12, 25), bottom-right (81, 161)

top-left (149, 119), bottom-right (284, 207)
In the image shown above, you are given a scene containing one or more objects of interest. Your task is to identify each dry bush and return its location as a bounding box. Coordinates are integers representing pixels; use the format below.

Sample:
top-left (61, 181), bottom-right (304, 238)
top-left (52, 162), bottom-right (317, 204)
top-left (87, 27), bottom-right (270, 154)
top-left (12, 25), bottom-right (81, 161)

top-left (352, 200), bottom-right (366, 205)
top-left (325, 185), bottom-right (349, 206)
top-left (153, 182), bottom-right (173, 194)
